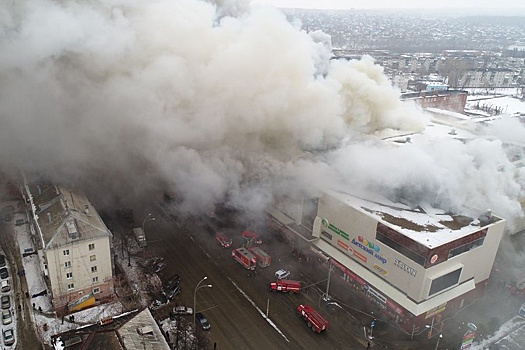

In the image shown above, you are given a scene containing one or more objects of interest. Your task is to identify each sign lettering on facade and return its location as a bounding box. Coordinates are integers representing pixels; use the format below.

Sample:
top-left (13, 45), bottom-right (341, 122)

top-left (393, 258), bottom-right (417, 277)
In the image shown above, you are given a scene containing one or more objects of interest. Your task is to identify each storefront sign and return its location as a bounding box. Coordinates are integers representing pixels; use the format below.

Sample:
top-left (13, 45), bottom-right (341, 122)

top-left (373, 264), bottom-right (388, 276)
top-left (331, 259), bottom-right (365, 285)
top-left (425, 302), bottom-right (447, 319)
top-left (393, 258), bottom-right (417, 277)
top-left (386, 299), bottom-right (404, 315)
top-left (322, 218), bottom-right (350, 240)
top-left (352, 237), bottom-right (387, 264)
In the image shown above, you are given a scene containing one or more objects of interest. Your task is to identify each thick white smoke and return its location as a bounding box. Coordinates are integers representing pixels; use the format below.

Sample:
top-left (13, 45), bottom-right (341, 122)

top-left (0, 0), bottom-right (523, 229)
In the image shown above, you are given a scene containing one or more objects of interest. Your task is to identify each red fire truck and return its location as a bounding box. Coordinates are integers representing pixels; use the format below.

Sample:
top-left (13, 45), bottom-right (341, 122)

top-left (296, 304), bottom-right (329, 333)
top-left (216, 232), bottom-right (232, 248)
top-left (241, 230), bottom-right (262, 245)
top-left (270, 280), bottom-right (301, 293)
top-left (248, 246), bottom-right (271, 267)
top-left (232, 247), bottom-right (257, 270)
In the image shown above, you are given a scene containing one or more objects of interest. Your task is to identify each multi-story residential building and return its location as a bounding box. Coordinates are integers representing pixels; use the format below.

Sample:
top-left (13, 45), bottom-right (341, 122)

top-left (23, 183), bottom-right (114, 315)
top-left (459, 68), bottom-right (517, 88)
top-left (267, 189), bottom-right (505, 333)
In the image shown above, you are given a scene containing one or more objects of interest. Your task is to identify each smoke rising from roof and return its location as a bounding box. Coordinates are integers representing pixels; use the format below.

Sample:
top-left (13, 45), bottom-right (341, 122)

top-left (0, 0), bottom-right (523, 229)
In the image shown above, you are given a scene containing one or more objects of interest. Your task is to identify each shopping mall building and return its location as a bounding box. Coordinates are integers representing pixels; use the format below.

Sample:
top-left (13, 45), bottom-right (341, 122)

top-left (266, 189), bottom-right (505, 333)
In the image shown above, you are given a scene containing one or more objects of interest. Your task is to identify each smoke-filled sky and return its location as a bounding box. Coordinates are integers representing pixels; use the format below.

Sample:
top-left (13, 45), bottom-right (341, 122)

top-left (1, 0), bottom-right (524, 230)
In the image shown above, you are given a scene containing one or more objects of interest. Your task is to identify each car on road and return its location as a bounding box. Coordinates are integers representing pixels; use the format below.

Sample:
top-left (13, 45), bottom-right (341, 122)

top-left (275, 269), bottom-right (290, 280)
top-left (1, 280), bottom-right (10, 293)
top-left (3, 328), bottom-right (14, 346)
top-left (2, 309), bottom-right (12, 325)
top-left (0, 254), bottom-right (5, 268)
top-left (195, 312), bottom-right (211, 330)
top-left (172, 305), bottom-right (193, 316)
top-left (0, 267), bottom-right (8, 279)
top-left (1, 295), bottom-right (10, 310)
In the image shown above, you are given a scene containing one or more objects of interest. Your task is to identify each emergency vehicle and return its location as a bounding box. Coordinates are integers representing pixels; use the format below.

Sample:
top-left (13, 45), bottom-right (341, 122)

top-left (216, 232), bottom-right (232, 248)
top-left (249, 246), bottom-right (271, 267)
top-left (241, 230), bottom-right (262, 245)
top-left (296, 304), bottom-right (329, 333)
top-left (270, 280), bottom-right (301, 293)
top-left (232, 247), bottom-right (257, 270)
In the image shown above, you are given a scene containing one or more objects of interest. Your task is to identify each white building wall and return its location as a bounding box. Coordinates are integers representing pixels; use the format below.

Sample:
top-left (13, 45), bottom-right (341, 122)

top-left (46, 235), bottom-right (112, 303)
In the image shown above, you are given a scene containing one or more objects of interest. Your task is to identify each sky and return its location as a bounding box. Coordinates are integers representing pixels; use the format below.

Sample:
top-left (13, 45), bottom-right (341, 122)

top-left (0, 0), bottom-right (524, 230)
top-left (252, 0), bottom-right (525, 10)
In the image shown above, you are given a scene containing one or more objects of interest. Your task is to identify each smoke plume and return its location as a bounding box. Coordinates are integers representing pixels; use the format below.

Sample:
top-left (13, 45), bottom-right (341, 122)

top-left (0, 0), bottom-right (523, 230)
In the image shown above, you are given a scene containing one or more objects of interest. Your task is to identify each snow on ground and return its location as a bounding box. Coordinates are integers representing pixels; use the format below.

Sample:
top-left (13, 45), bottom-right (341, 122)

top-left (470, 316), bottom-right (525, 350)
top-left (467, 95), bottom-right (525, 115)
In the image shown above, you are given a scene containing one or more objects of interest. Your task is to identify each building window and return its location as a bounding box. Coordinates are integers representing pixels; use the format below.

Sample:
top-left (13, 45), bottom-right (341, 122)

top-left (91, 266), bottom-right (98, 273)
top-left (90, 255), bottom-right (96, 262)
top-left (376, 232), bottom-right (426, 266)
top-left (63, 249), bottom-right (70, 256)
top-left (93, 276), bottom-right (99, 283)
top-left (67, 283), bottom-right (75, 290)
top-left (448, 237), bottom-right (485, 259)
top-left (429, 268), bottom-right (462, 296)
top-left (66, 272), bottom-right (73, 279)
top-left (88, 243), bottom-right (95, 251)
top-left (64, 261), bottom-right (71, 268)
top-left (321, 230), bottom-right (333, 242)
top-left (93, 287), bottom-right (100, 294)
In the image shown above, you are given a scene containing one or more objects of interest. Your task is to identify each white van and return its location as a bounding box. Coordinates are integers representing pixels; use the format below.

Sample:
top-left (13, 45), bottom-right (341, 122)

top-left (1, 280), bottom-right (10, 293)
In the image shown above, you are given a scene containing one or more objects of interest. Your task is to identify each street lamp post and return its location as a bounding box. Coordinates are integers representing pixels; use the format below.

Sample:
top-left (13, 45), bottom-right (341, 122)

top-left (434, 333), bottom-right (443, 350)
top-left (426, 323), bottom-right (444, 350)
top-left (193, 276), bottom-right (212, 329)
top-left (142, 213), bottom-right (155, 261)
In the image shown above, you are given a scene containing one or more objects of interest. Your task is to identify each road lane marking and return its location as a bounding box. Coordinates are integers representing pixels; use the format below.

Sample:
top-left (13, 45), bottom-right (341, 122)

top-left (228, 277), bottom-right (290, 343)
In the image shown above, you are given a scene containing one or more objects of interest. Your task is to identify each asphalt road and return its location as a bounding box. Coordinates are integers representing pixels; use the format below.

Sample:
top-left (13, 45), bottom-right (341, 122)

top-left (142, 203), bottom-right (366, 350)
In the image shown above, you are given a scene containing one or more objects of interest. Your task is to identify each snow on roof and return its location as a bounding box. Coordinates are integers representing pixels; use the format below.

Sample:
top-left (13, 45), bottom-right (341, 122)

top-left (327, 189), bottom-right (500, 248)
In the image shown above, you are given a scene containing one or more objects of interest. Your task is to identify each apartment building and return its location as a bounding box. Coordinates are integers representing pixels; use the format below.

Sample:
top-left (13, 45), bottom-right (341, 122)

top-left (267, 189), bottom-right (505, 332)
top-left (24, 183), bottom-right (114, 315)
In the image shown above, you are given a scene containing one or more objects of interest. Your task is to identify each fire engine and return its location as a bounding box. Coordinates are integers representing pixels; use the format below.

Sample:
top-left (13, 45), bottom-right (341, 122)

top-left (232, 247), bottom-right (257, 270)
top-left (248, 246), bottom-right (271, 267)
top-left (216, 232), bottom-right (232, 248)
top-left (270, 280), bottom-right (301, 293)
top-left (241, 230), bottom-right (262, 245)
top-left (296, 304), bottom-right (329, 333)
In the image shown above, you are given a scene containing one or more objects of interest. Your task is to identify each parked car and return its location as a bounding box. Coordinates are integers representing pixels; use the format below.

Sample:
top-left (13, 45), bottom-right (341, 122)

top-left (149, 294), bottom-right (169, 311)
top-left (152, 262), bottom-right (166, 274)
top-left (146, 256), bottom-right (164, 268)
top-left (1, 280), bottom-right (10, 293)
top-left (2, 309), bottom-right (12, 325)
top-left (195, 312), bottom-right (211, 330)
top-left (0, 254), bottom-right (5, 268)
top-left (3, 328), bottom-right (14, 346)
top-left (1, 295), bottom-right (10, 310)
top-left (0, 267), bottom-right (8, 279)
top-left (164, 274), bottom-right (181, 289)
top-left (275, 269), bottom-right (290, 280)
top-left (163, 284), bottom-right (181, 300)
top-left (172, 305), bottom-right (193, 316)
